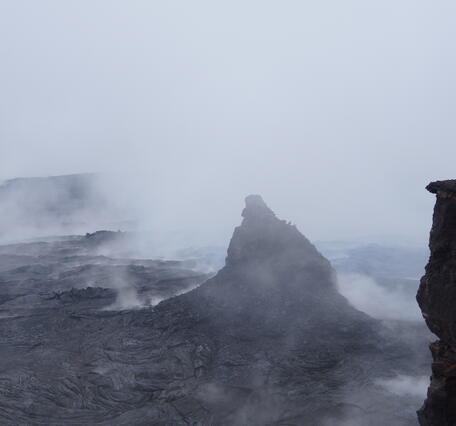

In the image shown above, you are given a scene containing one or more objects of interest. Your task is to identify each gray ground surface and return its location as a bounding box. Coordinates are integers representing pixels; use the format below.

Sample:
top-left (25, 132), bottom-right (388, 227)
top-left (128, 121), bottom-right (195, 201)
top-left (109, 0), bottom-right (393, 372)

top-left (0, 201), bottom-right (431, 425)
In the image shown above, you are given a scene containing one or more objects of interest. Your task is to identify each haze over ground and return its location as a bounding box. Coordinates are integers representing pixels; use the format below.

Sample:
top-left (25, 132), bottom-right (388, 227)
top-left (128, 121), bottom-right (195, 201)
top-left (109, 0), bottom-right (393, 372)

top-left (1, 0), bottom-right (455, 247)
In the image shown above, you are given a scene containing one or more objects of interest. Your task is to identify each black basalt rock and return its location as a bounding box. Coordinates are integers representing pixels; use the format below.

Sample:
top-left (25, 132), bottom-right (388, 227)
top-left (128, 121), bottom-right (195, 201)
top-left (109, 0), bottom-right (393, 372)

top-left (417, 180), bottom-right (456, 425)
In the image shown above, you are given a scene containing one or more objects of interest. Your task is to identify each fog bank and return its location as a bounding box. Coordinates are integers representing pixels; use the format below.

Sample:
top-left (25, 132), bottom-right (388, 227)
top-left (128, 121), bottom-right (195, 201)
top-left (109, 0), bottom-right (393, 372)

top-left (1, 1), bottom-right (456, 246)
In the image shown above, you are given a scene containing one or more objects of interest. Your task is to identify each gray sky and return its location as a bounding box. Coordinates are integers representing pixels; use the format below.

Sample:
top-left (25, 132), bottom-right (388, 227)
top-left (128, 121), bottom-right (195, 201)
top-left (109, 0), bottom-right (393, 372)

top-left (1, 0), bottom-right (455, 245)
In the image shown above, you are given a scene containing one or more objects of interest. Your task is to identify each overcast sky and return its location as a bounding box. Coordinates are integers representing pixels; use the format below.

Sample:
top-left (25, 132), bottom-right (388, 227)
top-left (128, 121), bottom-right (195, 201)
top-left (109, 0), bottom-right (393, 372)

top-left (1, 0), bottom-right (455, 245)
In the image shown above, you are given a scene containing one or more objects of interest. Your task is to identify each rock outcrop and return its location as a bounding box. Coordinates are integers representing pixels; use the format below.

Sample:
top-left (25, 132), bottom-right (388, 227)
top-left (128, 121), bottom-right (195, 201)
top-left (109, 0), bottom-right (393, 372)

top-left (189, 194), bottom-right (363, 324)
top-left (417, 180), bottom-right (456, 425)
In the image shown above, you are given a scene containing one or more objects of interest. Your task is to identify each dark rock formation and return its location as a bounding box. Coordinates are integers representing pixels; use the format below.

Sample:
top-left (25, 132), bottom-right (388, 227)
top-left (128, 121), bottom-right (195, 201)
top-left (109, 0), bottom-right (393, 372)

top-left (417, 180), bottom-right (456, 425)
top-left (182, 194), bottom-right (376, 337)
top-left (0, 195), bottom-right (427, 425)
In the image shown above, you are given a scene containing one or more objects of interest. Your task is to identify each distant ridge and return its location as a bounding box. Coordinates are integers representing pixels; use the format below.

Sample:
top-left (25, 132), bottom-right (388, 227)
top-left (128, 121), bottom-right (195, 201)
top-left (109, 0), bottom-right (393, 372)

top-left (0, 173), bottom-right (125, 242)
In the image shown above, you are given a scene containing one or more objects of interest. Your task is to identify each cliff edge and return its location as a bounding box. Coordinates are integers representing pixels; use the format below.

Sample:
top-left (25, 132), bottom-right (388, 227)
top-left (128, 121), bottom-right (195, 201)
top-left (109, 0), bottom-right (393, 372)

top-left (417, 180), bottom-right (456, 425)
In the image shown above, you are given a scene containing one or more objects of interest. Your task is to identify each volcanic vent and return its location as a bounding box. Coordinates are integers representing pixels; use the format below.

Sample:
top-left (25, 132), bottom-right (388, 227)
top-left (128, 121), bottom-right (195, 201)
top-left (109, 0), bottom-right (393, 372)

top-left (173, 194), bottom-right (377, 333)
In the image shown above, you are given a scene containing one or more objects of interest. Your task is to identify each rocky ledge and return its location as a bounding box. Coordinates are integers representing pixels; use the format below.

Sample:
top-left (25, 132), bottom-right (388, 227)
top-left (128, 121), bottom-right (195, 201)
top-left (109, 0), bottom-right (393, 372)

top-left (417, 180), bottom-right (456, 425)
